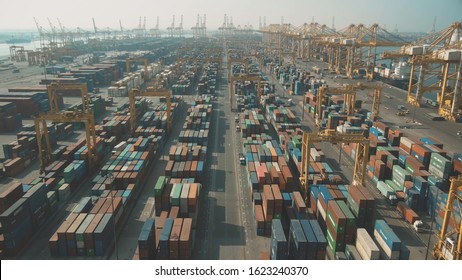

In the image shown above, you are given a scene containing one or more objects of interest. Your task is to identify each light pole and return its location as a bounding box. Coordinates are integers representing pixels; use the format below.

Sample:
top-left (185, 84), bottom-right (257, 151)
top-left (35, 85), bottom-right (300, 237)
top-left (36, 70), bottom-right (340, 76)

top-left (425, 188), bottom-right (438, 260)
top-left (106, 172), bottom-right (119, 260)
top-left (338, 143), bottom-right (343, 166)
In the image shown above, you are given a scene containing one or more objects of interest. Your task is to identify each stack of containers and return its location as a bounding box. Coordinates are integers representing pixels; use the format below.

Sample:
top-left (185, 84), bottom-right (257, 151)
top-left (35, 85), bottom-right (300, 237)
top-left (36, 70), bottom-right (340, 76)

top-left (344, 244), bottom-right (363, 260)
top-left (355, 228), bottom-right (380, 260)
top-left (270, 219), bottom-right (288, 260)
top-left (413, 176), bottom-right (429, 211)
top-left (288, 220), bottom-right (307, 259)
top-left (262, 185), bottom-right (275, 234)
top-left (254, 203), bottom-right (265, 236)
top-left (287, 219), bottom-right (327, 260)
top-left (138, 218), bottom-right (156, 260)
top-left (347, 185), bottom-right (375, 233)
top-left (155, 217), bottom-right (193, 260)
top-left (179, 218), bottom-right (193, 260)
top-left (373, 220), bottom-right (402, 260)
top-left (392, 165), bottom-right (412, 191)
top-left (0, 182), bottom-right (24, 214)
top-left (94, 214), bottom-right (115, 256)
top-left (169, 218), bottom-right (183, 260)
top-left (50, 193), bottom-right (124, 257)
top-left (239, 110), bottom-right (268, 138)
top-left (428, 153), bottom-right (452, 180)
top-left (154, 176), bottom-right (167, 214)
top-left (0, 198), bottom-right (33, 256)
top-left (300, 219), bottom-right (327, 260)
top-left (326, 200), bottom-right (347, 256)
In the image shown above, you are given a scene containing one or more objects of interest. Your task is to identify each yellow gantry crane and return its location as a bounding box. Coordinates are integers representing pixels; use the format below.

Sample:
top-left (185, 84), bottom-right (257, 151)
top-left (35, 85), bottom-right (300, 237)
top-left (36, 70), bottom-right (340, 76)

top-left (299, 130), bottom-right (369, 199)
top-left (315, 86), bottom-right (357, 130)
top-left (347, 82), bottom-right (383, 120)
top-left (36, 82), bottom-right (96, 173)
top-left (324, 23), bottom-right (408, 80)
top-left (36, 110), bottom-right (98, 173)
top-left (229, 74), bottom-right (262, 111)
top-left (47, 82), bottom-right (91, 113)
top-left (129, 88), bottom-right (172, 135)
top-left (126, 57), bottom-right (148, 75)
top-left (433, 175), bottom-right (462, 260)
top-left (227, 58), bottom-right (249, 79)
top-left (382, 21), bottom-right (462, 117)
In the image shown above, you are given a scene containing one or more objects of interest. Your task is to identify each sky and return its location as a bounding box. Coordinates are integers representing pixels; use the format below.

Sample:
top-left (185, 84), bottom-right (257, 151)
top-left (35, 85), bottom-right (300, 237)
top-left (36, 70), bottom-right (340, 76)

top-left (0, 0), bottom-right (461, 33)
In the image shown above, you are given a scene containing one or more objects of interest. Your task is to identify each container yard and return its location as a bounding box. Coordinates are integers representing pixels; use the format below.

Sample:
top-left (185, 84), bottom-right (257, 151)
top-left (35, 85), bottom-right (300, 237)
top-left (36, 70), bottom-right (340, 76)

top-left (0, 3), bottom-right (461, 270)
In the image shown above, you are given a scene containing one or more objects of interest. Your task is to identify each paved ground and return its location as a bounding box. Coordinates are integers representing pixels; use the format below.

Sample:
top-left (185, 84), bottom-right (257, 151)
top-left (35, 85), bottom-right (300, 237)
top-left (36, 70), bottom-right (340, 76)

top-left (195, 48), bottom-right (268, 260)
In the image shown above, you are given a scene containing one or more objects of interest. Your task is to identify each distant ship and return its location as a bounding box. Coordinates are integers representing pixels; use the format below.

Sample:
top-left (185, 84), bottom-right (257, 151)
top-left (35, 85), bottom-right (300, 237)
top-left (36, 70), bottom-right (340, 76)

top-left (5, 37), bottom-right (32, 44)
top-left (373, 61), bottom-right (416, 90)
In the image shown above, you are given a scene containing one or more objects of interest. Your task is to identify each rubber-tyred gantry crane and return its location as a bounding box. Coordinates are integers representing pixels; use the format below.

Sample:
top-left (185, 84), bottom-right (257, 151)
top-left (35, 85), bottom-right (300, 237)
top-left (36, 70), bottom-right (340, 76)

top-left (315, 86), bottom-right (357, 130)
top-left (47, 82), bottom-right (91, 113)
top-left (347, 82), bottom-right (383, 120)
top-left (299, 130), bottom-right (369, 200)
top-left (38, 82), bottom-right (96, 173)
top-left (229, 74), bottom-right (262, 111)
top-left (35, 110), bottom-right (98, 173)
top-left (126, 57), bottom-right (148, 75)
top-left (129, 88), bottom-right (172, 135)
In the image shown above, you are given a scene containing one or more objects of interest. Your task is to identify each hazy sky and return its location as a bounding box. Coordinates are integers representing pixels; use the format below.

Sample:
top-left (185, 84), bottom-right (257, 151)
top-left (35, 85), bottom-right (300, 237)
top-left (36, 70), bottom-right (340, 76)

top-left (1, 0), bottom-right (461, 33)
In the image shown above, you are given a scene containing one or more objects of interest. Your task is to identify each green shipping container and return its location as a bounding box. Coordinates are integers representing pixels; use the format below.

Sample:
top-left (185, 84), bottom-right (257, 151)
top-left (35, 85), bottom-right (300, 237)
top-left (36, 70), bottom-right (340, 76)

top-left (326, 211), bottom-right (345, 234)
top-left (170, 183), bottom-right (183, 206)
top-left (326, 227), bottom-right (345, 254)
top-left (337, 201), bottom-right (355, 228)
top-left (154, 176), bottom-right (166, 196)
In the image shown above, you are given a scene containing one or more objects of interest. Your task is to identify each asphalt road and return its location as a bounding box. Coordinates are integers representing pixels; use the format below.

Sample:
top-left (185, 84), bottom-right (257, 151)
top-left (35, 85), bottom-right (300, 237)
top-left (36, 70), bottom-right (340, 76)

top-left (195, 50), bottom-right (265, 259)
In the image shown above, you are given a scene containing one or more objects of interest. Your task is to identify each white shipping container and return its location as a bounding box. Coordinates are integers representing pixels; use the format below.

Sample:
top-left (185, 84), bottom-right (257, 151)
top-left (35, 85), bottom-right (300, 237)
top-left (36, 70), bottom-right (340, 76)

top-left (317, 199), bottom-right (326, 221)
top-left (273, 162), bottom-right (281, 172)
top-left (356, 228), bottom-right (380, 260)
top-left (400, 137), bottom-right (414, 148)
top-left (355, 239), bottom-right (370, 260)
top-left (311, 148), bottom-right (321, 162)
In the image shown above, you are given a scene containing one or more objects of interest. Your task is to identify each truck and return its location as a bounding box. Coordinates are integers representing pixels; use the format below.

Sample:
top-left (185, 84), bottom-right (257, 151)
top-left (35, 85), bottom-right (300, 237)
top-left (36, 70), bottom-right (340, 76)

top-left (112, 141), bottom-right (127, 155)
top-left (238, 153), bottom-right (246, 165)
top-left (396, 201), bottom-right (425, 233)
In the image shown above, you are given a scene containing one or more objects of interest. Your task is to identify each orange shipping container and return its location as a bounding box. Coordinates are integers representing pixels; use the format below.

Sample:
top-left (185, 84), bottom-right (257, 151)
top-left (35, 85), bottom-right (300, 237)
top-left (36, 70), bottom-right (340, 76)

top-left (179, 218), bottom-right (192, 260)
top-left (262, 185), bottom-right (274, 221)
top-left (270, 184), bottom-right (283, 215)
top-left (254, 205), bottom-right (265, 229)
top-left (188, 183), bottom-right (198, 213)
top-left (169, 218), bottom-right (183, 260)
